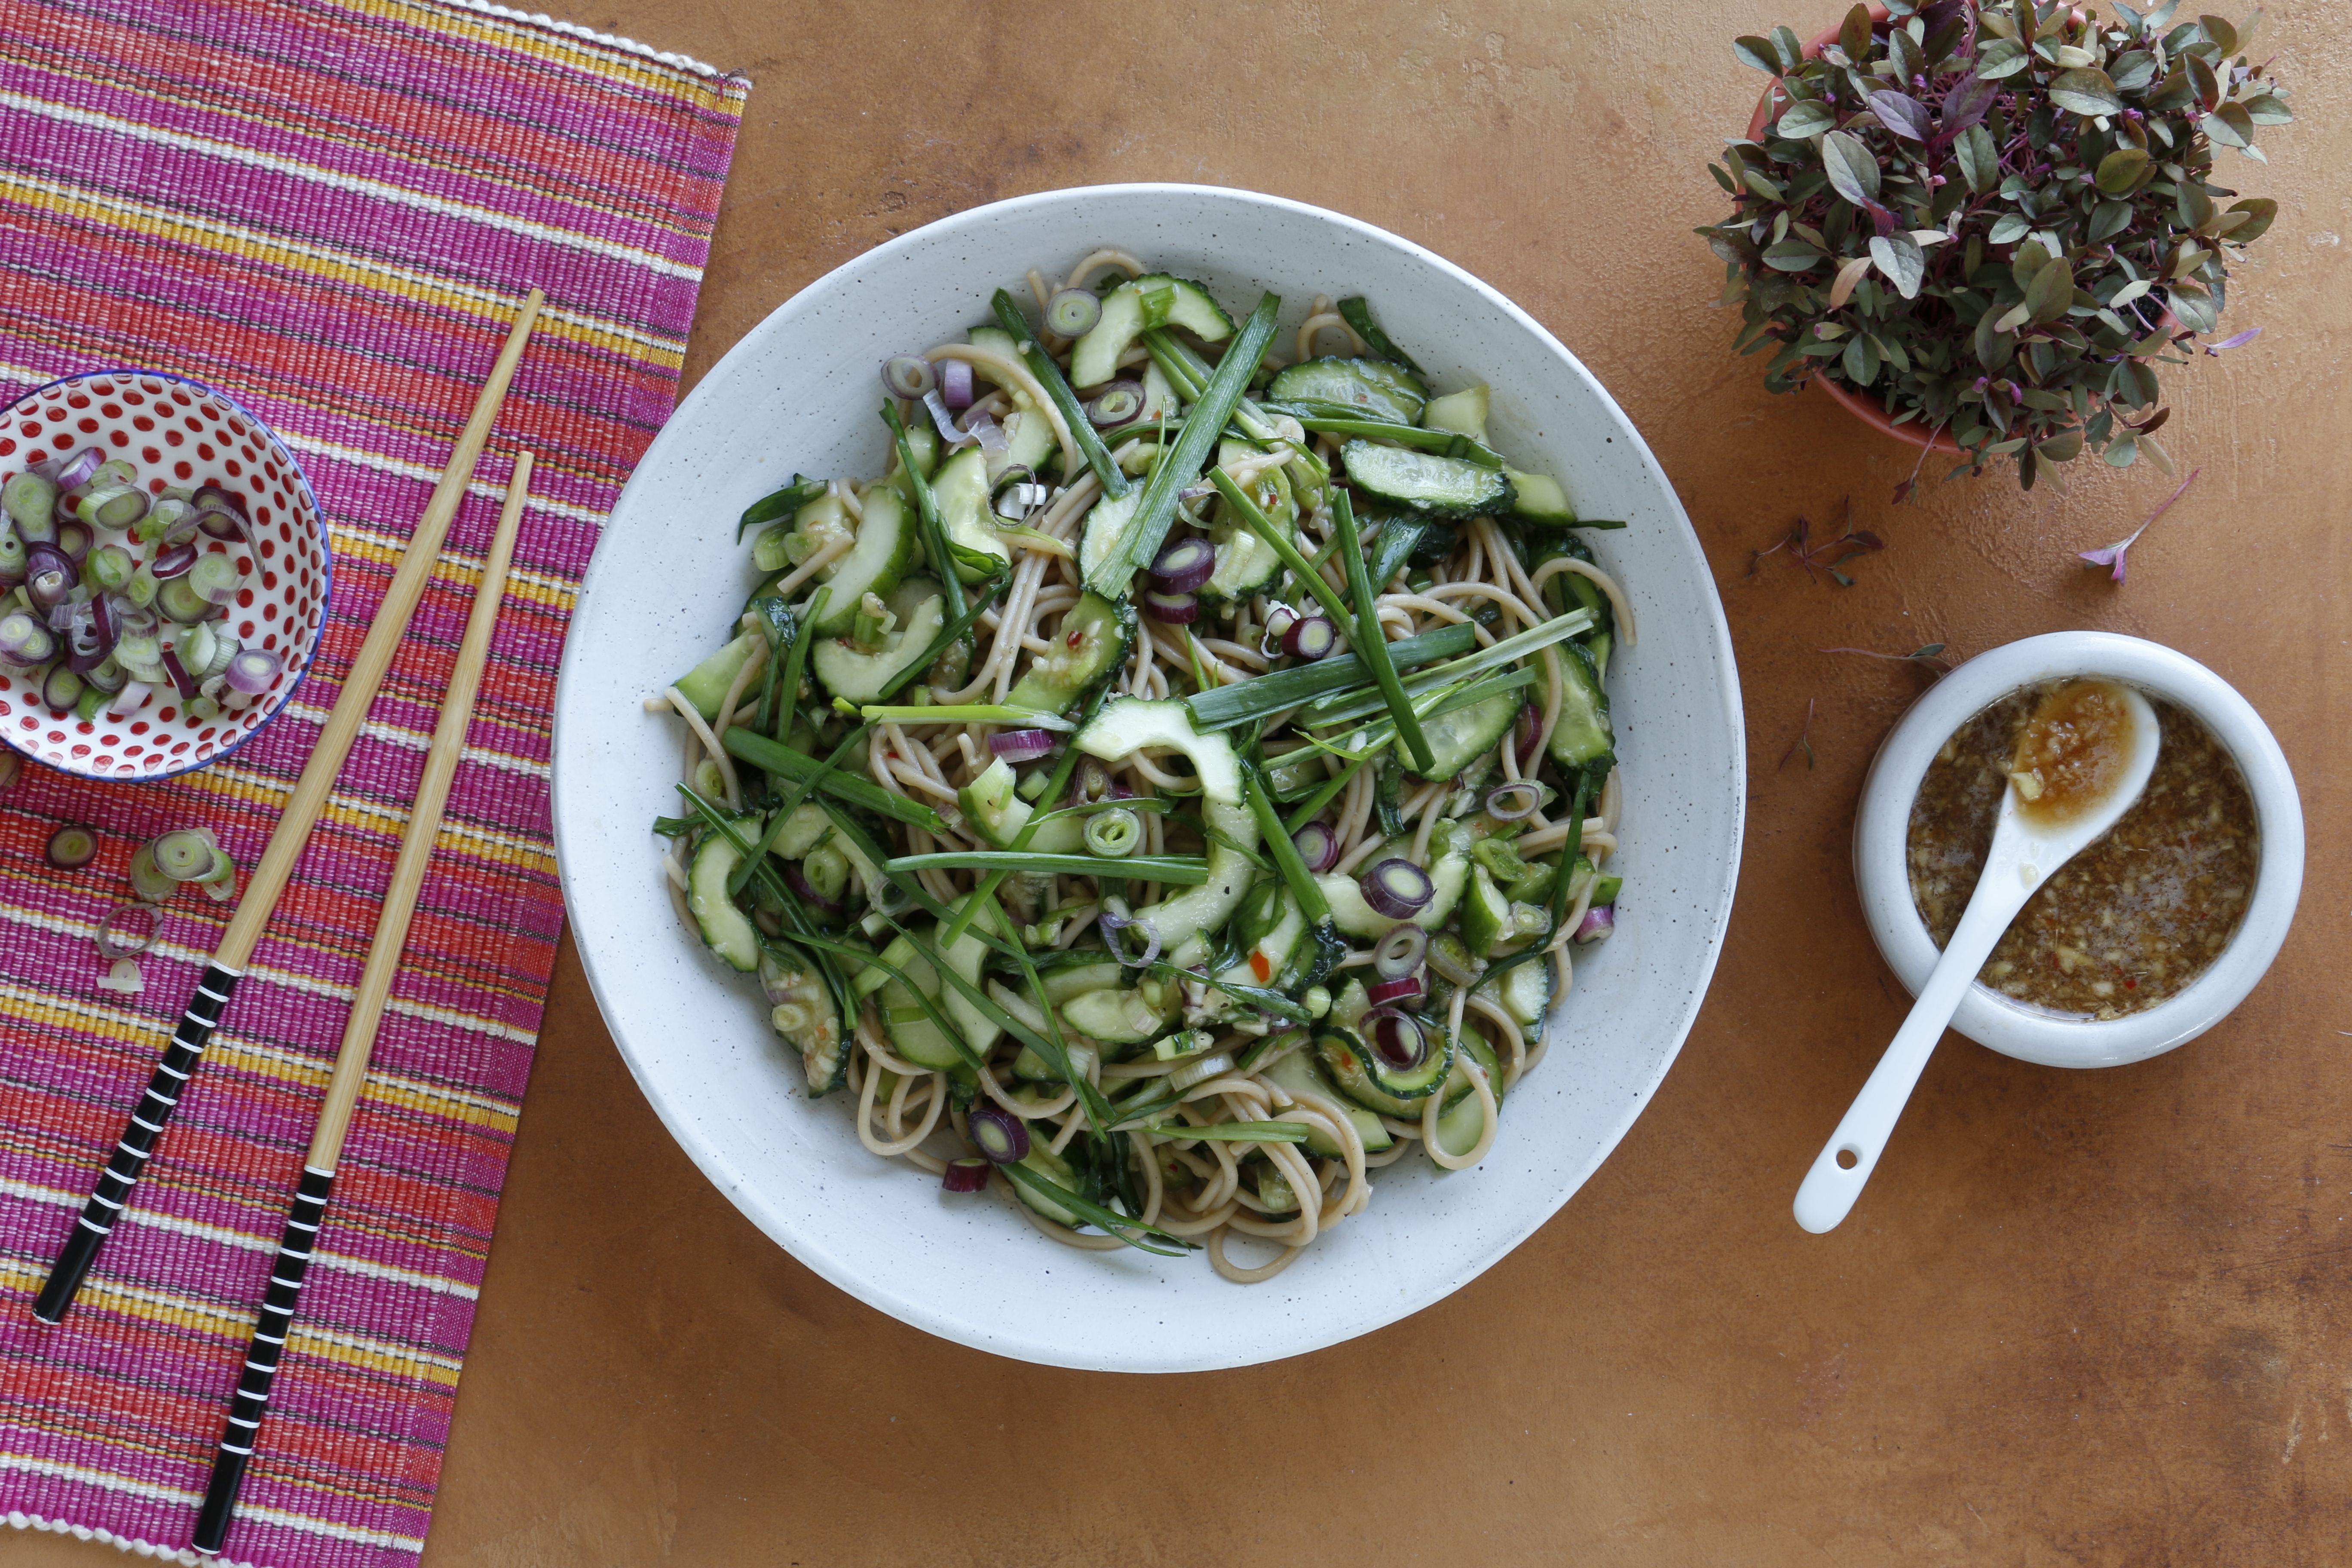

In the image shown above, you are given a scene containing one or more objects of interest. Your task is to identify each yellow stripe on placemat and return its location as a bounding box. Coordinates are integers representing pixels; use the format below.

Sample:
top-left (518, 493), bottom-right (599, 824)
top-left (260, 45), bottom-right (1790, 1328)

top-left (0, 1257), bottom-right (463, 1385)
top-left (0, 168), bottom-right (685, 368)
top-left (0, 976), bottom-right (526, 1133)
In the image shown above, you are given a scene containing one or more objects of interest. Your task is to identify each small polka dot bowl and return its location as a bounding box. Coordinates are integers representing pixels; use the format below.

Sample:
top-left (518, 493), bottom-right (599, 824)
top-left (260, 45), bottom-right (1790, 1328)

top-left (0, 369), bottom-right (331, 780)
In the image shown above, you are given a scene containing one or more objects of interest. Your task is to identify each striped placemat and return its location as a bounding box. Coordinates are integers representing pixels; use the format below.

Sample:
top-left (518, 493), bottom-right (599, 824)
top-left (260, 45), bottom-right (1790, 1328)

top-left (0, 3), bottom-right (746, 1563)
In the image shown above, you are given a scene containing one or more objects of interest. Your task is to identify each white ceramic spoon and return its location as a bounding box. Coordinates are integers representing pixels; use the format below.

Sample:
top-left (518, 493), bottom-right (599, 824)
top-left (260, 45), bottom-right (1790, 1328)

top-left (1794, 680), bottom-right (2163, 1234)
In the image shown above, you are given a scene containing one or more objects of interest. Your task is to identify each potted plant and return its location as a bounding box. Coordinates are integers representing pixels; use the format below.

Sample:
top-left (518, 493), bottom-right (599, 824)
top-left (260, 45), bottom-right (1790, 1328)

top-left (1699, 0), bottom-right (2291, 490)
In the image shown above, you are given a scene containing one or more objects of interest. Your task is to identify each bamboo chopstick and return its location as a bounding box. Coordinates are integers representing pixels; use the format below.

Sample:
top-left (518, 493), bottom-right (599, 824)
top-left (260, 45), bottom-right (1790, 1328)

top-left (192, 451), bottom-right (532, 1558)
top-left (33, 290), bottom-right (543, 1325)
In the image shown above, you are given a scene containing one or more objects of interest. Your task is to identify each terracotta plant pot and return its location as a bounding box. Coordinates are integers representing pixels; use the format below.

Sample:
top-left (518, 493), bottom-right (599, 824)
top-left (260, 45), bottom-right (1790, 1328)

top-left (1746, 6), bottom-right (1966, 453)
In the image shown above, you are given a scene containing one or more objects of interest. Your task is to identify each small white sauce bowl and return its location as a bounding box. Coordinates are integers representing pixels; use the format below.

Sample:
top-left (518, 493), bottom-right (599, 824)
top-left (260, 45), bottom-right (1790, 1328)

top-left (1853, 631), bottom-right (2304, 1069)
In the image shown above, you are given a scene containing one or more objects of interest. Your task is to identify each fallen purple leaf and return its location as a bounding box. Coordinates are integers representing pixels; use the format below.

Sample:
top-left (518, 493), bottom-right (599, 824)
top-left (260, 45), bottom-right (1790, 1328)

top-left (2203, 326), bottom-right (2263, 354)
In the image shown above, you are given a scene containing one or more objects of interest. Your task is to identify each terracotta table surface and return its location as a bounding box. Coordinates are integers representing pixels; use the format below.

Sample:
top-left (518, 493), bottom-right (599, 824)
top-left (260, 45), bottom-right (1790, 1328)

top-left (20, 1), bottom-right (2349, 1563)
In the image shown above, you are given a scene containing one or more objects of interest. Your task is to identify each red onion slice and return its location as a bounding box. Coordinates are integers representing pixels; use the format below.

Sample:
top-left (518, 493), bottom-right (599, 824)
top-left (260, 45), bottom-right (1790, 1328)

top-left (1514, 702), bottom-right (1542, 767)
top-left (1290, 820), bottom-right (1340, 874)
top-left (1097, 896), bottom-right (1161, 968)
top-left (1575, 904), bottom-right (1616, 944)
top-left (1260, 604), bottom-right (1299, 660)
top-left (921, 389), bottom-right (968, 447)
top-left (968, 1105), bottom-right (1031, 1164)
top-left (158, 646), bottom-right (198, 700)
top-left (881, 353), bottom-right (937, 399)
top-left (44, 825), bottom-right (99, 869)
top-left (942, 1156), bottom-right (992, 1193)
top-left (0, 609), bottom-right (54, 667)
top-left (781, 860), bottom-right (843, 913)
top-left (1149, 537), bottom-right (1216, 592)
top-left (1363, 1008), bottom-right (1427, 1071)
top-left (1086, 381), bottom-right (1145, 429)
top-left (224, 648), bottom-right (282, 696)
top-left (1372, 922), bottom-right (1427, 979)
top-left (44, 446), bottom-right (104, 492)
top-left (1283, 615), bottom-right (1338, 661)
top-left (1485, 781), bottom-right (1542, 822)
top-left (110, 680), bottom-right (152, 717)
top-left (96, 901), bottom-right (159, 960)
top-left (1360, 857), bottom-right (1434, 920)
top-left (988, 728), bottom-right (1057, 763)
top-left (1046, 288), bottom-right (1101, 337)
top-left (940, 358), bottom-right (974, 411)
top-left (963, 410), bottom-right (1008, 454)
top-left (1366, 973), bottom-right (1424, 1007)
top-left (193, 482), bottom-right (248, 519)
top-left (1142, 588), bottom-right (1197, 625)
top-left (150, 542), bottom-right (197, 579)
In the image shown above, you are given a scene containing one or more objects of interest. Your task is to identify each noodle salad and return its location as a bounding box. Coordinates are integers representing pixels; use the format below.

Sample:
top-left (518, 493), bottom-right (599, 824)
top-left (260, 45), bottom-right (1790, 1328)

top-left (650, 250), bottom-right (1632, 1283)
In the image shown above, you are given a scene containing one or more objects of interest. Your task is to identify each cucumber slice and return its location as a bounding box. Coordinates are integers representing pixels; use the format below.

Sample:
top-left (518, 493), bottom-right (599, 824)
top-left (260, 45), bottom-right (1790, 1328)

top-left (878, 895), bottom-right (1005, 1069)
top-left (1420, 384), bottom-right (1489, 442)
top-left (686, 832), bottom-right (760, 973)
top-left (1004, 591), bottom-right (1135, 715)
top-left (1261, 1045), bottom-right (1393, 1156)
top-left (1125, 798), bottom-right (1260, 952)
top-left (953, 758), bottom-right (1083, 852)
top-left (1473, 952), bottom-right (1551, 1031)
top-left (1317, 1020), bottom-right (1456, 1117)
top-left (1431, 1082), bottom-right (1496, 1164)
top-left (1074, 698), bottom-right (1241, 804)
top-left (1061, 984), bottom-right (1176, 1045)
top-left (1439, 1029), bottom-right (1505, 1109)
top-left (1460, 864), bottom-right (1513, 959)
top-left (1268, 358), bottom-right (1428, 425)
top-left (762, 802), bottom-right (832, 860)
top-left (760, 941), bottom-right (847, 1094)
top-left (1077, 485), bottom-right (1143, 591)
top-left (994, 407), bottom-right (1055, 480)
top-left (967, 325), bottom-right (1020, 369)
top-left (1316, 826), bottom-right (1471, 940)
top-left (1403, 688), bottom-right (1520, 781)
top-left (1218, 890), bottom-right (1308, 999)
top-left (810, 576), bottom-right (946, 704)
top-left (1070, 275), bottom-right (1236, 389)
top-left (1012, 1140), bottom-right (1085, 1226)
top-left (1341, 441), bottom-right (1516, 519)
top-left (931, 447), bottom-right (1008, 582)
top-left (1200, 451), bottom-right (1293, 603)
top-left (1507, 469), bottom-right (1577, 525)
top-left (811, 485), bottom-right (917, 635)
top-left (672, 630), bottom-right (763, 722)
top-left (1042, 961), bottom-right (1126, 1004)
top-left (1547, 639), bottom-right (1614, 770)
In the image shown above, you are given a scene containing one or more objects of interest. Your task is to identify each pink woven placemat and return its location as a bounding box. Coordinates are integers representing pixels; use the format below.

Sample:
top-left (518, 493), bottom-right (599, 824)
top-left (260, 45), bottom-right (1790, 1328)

top-left (0, 2), bottom-right (746, 1562)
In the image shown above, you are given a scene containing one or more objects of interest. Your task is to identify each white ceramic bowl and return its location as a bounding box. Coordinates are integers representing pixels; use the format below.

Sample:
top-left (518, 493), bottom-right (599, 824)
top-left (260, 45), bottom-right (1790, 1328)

top-left (552, 184), bottom-right (1745, 1371)
top-left (1853, 631), bottom-right (2303, 1068)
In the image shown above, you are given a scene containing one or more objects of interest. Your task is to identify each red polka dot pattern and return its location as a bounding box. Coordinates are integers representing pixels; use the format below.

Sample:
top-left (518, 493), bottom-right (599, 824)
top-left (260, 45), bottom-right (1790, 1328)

top-left (0, 371), bottom-right (328, 778)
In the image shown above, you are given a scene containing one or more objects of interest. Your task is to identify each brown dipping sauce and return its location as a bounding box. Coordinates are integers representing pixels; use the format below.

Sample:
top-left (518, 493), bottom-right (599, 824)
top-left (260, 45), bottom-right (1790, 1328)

top-left (2008, 679), bottom-right (2137, 830)
top-left (1907, 682), bottom-right (2258, 1018)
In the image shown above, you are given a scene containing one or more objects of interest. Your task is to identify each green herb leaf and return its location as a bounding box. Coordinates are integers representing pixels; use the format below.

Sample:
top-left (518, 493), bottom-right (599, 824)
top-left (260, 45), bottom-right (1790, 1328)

top-left (2095, 146), bottom-right (2152, 194)
top-left (1776, 100), bottom-right (1835, 139)
top-left (1868, 232), bottom-right (1926, 300)
top-left (1819, 130), bottom-right (1882, 207)
top-left (886, 851), bottom-right (1210, 884)
top-left (2049, 67), bottom-right (2124, 116)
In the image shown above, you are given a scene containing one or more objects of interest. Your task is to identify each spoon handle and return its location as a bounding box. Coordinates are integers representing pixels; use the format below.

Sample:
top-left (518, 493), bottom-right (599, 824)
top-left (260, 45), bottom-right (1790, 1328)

top-left (1792, 900), bottom-right (2017, 1234)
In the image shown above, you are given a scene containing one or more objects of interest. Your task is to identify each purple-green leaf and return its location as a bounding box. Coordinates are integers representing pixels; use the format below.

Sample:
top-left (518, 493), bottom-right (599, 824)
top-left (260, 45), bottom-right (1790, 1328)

top-left (1868, 89), bottom-right (1933, 141)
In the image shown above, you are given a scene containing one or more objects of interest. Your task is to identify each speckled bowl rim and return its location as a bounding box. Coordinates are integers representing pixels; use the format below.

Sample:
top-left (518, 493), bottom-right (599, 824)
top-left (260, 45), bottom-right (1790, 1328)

top-left (1853, 631), bottom-right (2304, 1068)
top-left (1, 368), bottom-right (333, 782)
